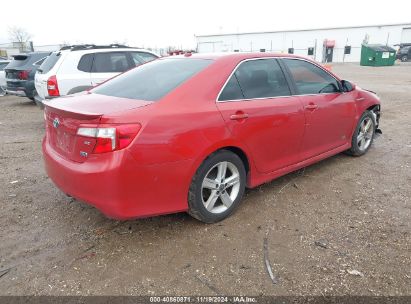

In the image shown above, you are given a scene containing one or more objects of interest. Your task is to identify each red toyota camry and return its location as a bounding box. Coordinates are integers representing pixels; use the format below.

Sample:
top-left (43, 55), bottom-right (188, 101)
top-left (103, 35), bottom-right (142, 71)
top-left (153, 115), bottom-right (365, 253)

top-left (43, 53), bottom-right (381, 223)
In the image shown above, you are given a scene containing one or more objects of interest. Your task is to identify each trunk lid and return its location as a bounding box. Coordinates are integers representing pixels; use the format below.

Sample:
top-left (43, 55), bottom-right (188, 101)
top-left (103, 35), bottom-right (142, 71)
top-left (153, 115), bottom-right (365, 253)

top-left (44, 93), bottom-right (152, 162)
top-left (5, 69), bottom-right (22, 80)
top-left (5, 69), bottom-right (27, 91)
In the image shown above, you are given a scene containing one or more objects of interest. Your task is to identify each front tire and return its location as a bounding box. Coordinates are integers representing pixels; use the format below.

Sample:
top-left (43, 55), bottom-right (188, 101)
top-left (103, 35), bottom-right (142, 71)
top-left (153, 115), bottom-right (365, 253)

top-left (188, 150), bottom-right (246, 223)
top-left (347, 111), bottom-right (376, 156)
top-left (401, 55), bottom-right (408, 62)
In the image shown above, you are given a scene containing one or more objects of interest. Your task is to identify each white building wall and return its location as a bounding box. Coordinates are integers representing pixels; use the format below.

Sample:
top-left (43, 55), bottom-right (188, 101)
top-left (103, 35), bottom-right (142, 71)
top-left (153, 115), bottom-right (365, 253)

top-left (196, 24), bottom-right (411, 62)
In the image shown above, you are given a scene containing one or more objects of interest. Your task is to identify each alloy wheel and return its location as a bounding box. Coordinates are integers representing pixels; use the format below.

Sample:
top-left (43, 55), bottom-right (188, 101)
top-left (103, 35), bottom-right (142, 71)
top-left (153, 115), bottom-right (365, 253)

top-left (201, 161), bottom-right (241, 214)
top-left (357, 117), bottom-right (374, 152)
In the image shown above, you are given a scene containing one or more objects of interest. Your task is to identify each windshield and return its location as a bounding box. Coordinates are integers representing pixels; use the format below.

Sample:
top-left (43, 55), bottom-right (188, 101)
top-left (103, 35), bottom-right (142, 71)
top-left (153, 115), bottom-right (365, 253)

top-left (92, 58), bottom-right (212, 101)
top-left (38, 52), bottom-right (61, 73)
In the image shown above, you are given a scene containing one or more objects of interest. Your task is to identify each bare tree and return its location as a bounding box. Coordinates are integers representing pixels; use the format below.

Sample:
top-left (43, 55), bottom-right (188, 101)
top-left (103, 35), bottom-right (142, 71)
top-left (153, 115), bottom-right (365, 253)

top-left (8, 26), bottom-right (32, 52)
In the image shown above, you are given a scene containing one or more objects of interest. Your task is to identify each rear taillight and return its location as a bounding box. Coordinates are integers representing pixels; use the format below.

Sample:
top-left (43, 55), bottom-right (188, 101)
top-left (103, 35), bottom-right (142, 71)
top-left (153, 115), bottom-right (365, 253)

top-left (18, 70), bottom-right (31, 80)
top-left (47, 75), bottom-right (60, 96)
top-left (76, 124), bottom-right (142, 154)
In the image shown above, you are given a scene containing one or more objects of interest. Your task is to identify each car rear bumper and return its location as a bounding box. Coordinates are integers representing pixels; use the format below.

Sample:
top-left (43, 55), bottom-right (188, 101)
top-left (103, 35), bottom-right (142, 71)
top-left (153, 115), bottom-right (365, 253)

top-left (6, 80), bottom-right (35, 98)
top-left (42, 138), bottom-right (190, 219)
top-left (34, 94), bottom-right (56, 105)
top-left (34, 94), bottom-right (43, 103)
top-left (6, 88), bottom-right (27, 97)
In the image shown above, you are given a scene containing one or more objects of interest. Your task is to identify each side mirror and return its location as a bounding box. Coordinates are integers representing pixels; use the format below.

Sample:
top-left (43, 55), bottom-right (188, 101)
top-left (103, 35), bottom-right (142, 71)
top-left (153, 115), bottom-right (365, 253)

top-left (341, 80), bottom-right (355, 92)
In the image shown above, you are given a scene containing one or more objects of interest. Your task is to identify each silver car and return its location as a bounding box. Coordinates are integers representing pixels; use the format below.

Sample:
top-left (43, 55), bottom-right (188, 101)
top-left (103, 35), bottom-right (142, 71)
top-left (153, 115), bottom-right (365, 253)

top-left (0, 60), bottom-right (10, 96)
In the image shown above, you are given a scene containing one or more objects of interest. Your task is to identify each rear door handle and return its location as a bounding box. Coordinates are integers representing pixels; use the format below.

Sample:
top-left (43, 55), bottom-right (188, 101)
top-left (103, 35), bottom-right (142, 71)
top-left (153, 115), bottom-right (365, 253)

top-left (230, 113), bottom-right (249, 120)
top-left (304, 103), bottom-right (318, 111)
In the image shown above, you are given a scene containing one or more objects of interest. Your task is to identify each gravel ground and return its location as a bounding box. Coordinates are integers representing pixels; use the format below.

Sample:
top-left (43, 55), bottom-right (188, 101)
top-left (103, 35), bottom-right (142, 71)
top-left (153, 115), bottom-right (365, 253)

top-left (0, 63), bottom-right (410, 296)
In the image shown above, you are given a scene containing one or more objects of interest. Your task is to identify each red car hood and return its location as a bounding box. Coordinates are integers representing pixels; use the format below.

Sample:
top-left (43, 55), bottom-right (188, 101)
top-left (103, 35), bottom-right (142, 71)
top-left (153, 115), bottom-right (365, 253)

top-left (43, 93), bottom-right (152, 116)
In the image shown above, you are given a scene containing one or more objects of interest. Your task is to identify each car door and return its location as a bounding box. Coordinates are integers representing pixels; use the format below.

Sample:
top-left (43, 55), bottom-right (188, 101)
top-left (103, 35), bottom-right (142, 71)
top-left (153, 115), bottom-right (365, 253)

top-left (90, 52), bottom-right (131, 86)
top-left (282, 58), bottom-right (356, 160)
top-left (216, 58), bottom-right (306, 174)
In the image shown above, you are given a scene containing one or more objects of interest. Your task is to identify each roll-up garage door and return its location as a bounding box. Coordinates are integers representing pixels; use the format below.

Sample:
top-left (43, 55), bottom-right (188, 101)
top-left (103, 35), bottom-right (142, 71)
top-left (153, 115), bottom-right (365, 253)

top-left (402, 28), bottom-right (411, 43)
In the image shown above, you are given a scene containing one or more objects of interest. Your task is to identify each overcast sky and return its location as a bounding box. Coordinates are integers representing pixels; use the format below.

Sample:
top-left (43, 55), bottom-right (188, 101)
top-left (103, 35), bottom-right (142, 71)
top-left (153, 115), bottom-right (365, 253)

top-left (1, 0), bottom-right (410, 49)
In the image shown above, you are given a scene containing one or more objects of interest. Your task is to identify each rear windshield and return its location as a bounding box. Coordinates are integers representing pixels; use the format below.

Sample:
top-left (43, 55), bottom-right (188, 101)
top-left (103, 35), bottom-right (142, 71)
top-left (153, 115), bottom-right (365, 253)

top-left (7, 53), bottom-right (49, 69)
top-left (6, 55), bottom-right (29, 69)
top-left (38, 52), bottom-right (61, 74)
top-left (92, 58), bottom-right (212, 101)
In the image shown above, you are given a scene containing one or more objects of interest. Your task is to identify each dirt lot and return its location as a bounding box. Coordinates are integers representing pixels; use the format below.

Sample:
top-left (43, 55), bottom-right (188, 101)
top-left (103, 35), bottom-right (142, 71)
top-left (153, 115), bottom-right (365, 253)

top-left (0, 63), bottom-right (410, 296)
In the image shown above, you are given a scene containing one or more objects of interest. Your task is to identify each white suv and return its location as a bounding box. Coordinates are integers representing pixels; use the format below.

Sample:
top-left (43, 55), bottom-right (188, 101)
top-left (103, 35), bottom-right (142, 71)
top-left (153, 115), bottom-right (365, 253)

top-left (34, 44), bottom-right (158, 103)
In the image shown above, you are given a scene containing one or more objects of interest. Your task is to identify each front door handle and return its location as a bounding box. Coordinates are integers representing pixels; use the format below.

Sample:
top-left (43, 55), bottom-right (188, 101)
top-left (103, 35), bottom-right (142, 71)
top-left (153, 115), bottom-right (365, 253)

top-left (305, 103), bottom-right (318, 111)
top-left (230, 112), bottom-right (249, 120)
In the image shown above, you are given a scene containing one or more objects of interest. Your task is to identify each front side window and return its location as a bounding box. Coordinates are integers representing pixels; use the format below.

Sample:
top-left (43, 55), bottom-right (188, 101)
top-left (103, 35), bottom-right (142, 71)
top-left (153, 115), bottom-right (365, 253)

top-left (92, 58), bottom-right (212, 101)
top-left (92, 52), bottom-right (130, 73)
top-left (283, 59), bottom-right (340, 94)
top-left (219, 59), bottom-right (290, 101)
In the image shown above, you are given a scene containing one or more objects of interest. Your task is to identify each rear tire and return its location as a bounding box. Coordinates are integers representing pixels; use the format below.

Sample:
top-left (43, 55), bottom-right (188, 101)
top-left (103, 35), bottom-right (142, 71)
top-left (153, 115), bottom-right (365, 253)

top-left (188, 150), bottom-right (246, 223)
top-left (401, 55), bottom-right (408, 62)
top-left (347, 111), bottom-right (376, 156)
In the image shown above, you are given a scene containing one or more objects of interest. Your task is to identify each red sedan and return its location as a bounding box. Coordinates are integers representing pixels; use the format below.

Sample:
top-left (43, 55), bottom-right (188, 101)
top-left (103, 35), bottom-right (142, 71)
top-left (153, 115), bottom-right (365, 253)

top-left (43, 53), bottom-right (381, 223)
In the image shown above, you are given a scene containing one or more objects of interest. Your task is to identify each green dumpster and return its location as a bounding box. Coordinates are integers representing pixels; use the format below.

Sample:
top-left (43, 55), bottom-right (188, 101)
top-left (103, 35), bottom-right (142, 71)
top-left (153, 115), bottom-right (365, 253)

top-left (360, 44), bottom-right (396, 66)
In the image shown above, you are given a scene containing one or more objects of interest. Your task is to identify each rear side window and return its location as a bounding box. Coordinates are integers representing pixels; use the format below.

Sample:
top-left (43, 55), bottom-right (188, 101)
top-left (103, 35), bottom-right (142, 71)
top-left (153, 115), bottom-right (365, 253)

top-left (130, 52), bottom-right (158, 64)
top-left (0, 62), bottom-right (9, 71)
top-left (219, 75), bottom-right (244, 101)
top-left (283, 59), bottom-right (340, 94)
top-left (92, 58), bottom-right (212, 101)
top-left (92, 52), bottom-right (130, 73)
top-left (129, 52), bottom-right (144, 66)
top-left (221, 59), bottom-right (290, 100)
top-left (39, 52), bottom-right (61, 74)
top-left (33, 57), bottom-right (46, 66)
top-left (78, 54), bottom-right (94, 72)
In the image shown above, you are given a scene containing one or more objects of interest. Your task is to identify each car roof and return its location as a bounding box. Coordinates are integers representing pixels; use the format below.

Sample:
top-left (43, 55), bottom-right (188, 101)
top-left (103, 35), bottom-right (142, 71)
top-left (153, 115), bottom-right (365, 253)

top-left (58, 48), bottom-right (157, 55)
top-left (162, 52), bottom-right (341, 80)
top-left (166, 52), bottom-right (307, 61)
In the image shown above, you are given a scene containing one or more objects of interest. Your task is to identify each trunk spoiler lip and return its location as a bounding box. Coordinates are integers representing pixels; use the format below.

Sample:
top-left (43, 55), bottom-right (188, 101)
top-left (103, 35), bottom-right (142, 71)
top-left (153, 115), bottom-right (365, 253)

top-left (43, 94), bottom-right (103, 118)
top-left (44, 103), bottom-right (103, 120)
top-left (363, 88), bottom-right (377, 95)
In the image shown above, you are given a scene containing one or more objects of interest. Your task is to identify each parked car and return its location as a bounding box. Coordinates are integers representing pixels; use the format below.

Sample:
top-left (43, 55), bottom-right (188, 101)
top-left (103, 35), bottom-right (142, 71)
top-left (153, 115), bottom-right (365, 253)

top-left (0, 59), bottom-right (10, 96)
top-left (397, 46), bottom-right (411, 62)
top-left (5, 52), bottom-right (50, 100)
top-left (42, 53), bottom-right (381, 223)
top-left (35, 44), bottom-right (159, 104)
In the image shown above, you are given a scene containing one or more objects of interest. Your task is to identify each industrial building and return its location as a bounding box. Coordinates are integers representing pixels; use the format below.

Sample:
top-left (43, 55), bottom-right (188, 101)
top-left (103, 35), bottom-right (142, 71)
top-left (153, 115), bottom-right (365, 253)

top-left (195, 23), bottom-right (411, 63)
